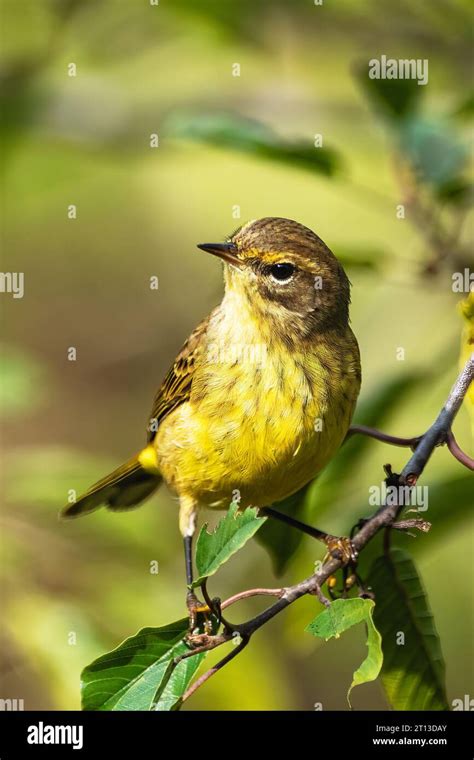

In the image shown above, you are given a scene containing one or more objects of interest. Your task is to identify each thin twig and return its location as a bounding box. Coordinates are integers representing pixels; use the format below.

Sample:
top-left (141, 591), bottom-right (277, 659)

top-left (400, 354), bottom-right (474, 484)
top-left (175, 634), bottom-right (229, 662)
top-left (392, 518), bottom-right (431, 533)
top-left (346, 425), bottom-right (420, 448)
top-left (446, 430), bottom-right (474, 471)
top-left (181, 635), bottom-right (249, 704)
top-left (221, 588), bottom-right (284, 610)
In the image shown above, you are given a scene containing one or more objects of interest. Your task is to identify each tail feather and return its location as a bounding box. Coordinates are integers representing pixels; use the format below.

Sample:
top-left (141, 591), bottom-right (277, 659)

top-left (61, 451), bottom-right (162, 519)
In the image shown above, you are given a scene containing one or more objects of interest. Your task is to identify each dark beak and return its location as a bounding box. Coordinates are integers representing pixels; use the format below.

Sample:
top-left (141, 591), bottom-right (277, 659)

top-left (197, 242), bottom-right (242, 268)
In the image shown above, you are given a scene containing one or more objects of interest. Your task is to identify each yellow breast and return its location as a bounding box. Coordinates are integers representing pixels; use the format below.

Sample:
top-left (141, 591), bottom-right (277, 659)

top-left (154, 293), bottom-right (361, 511)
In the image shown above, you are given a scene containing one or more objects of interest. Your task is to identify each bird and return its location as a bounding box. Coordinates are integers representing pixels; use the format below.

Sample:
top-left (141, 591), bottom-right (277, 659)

top-left (61, 217), bottom-right (361, 625)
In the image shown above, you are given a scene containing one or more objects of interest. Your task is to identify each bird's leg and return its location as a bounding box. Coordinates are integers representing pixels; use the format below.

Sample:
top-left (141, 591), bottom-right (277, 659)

top-left (259, 506), bottom-right (357, 565)
top-left (180, 499), bottom-right (211, 630)
top-left (183, 535), bottom-right (213, 634)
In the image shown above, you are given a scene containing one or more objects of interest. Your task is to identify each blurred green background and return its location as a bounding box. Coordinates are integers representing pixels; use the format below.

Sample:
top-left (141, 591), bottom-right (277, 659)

top-left (1, 0), bottom-right (473, 710)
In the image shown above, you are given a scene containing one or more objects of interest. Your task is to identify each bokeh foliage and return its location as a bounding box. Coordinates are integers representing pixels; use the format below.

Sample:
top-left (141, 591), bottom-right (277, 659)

top-left (1, 0), bottom-right (472, 710)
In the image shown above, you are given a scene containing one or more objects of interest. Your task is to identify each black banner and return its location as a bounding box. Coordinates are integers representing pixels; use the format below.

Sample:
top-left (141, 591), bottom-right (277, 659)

top-left (0, 710), bottom-right (472, 757)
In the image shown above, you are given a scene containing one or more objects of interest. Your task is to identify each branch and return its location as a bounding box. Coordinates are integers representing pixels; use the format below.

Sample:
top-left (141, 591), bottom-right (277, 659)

top-left (221, 587), bottom-right (284, 610)
top-left (399, 354), bottom-right (474, 484)
top-left (346, 425), bottom-right (420, 448)
top-left (182, 355), bottom-right (474, 702)
top-left (347, 356), bottom-right (474, 475)
top-left (181, 634), bottom-right (249, 704)
top-left (446, 431), bottom-right (474, 471)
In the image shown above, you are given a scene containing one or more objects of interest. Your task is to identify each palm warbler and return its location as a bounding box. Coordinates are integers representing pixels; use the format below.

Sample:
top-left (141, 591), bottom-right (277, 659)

top-left (62, 218), bottom-right (361, 616)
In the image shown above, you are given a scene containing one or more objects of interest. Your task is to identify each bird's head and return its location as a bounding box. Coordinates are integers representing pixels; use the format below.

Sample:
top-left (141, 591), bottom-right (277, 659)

top-left (198, 217), bottom-right (351, 337)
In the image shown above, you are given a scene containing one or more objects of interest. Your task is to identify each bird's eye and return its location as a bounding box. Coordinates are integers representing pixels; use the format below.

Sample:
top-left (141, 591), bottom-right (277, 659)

top-left (269, 263), bottom-right (295, 282)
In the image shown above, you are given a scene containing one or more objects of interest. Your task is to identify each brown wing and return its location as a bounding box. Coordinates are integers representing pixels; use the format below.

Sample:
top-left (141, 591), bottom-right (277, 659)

top-left (147, 315), bottom-right (210, 442)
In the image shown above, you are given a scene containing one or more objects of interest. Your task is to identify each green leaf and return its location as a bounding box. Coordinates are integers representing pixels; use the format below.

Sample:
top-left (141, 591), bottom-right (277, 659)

top-left (166, 112), bottom-right (340, 176)
top-left (435, 177), bottom-right (473, 207)
top-left (306, 597), bottom-right (382, 706)
top-left (356, 64), bottom-right (423, 119)
top-left (256, 486), bottom-right (309, 575)
top-left (194, 502), bottom-right (266, 587)
top-left (154, 642), bottom-right (203, 711)
top-left (81, 619), bottom-right (205, 711)
top-left (333, 246), bottom-right (387, 271)
top-left (368, 548), bottom-right (448, 710)
top-left (357, 64), bottom-right (468, 187)
top-left (398, 118), bottom-right (468, 186)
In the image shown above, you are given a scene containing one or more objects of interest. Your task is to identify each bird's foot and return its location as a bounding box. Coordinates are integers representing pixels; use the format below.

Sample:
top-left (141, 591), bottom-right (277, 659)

top-left (323, 535), bottom-right (358, 566)
top-left (186, 590), bottom-right (213, 637)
